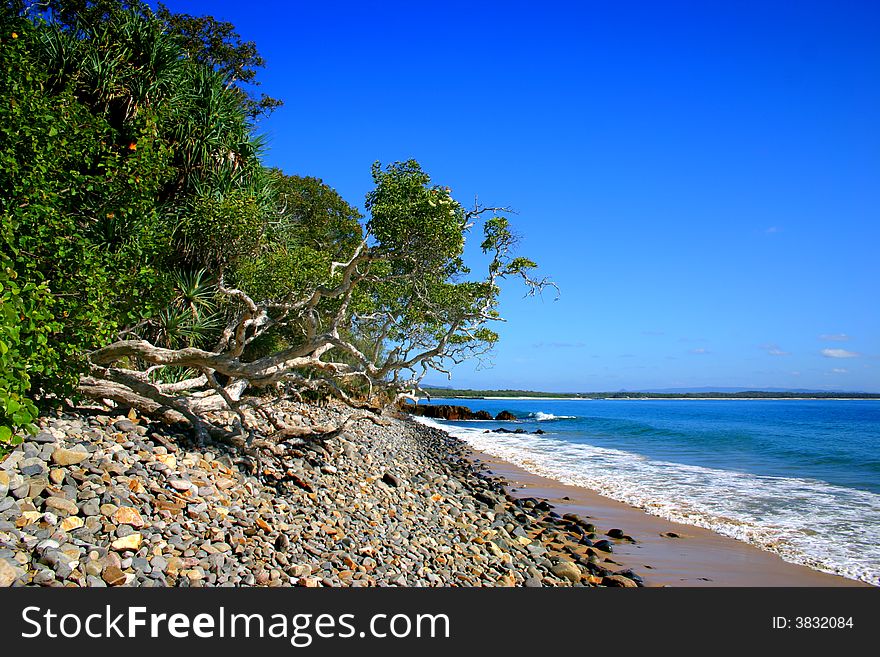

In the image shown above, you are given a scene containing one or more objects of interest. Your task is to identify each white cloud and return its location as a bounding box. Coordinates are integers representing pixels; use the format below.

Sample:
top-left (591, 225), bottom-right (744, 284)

top-left (689, 348), bottom-right (709, 355)
top-left (760, 343), bottom-right (790, 356)
top-left (820, 334), bottom-right (850, 342)
top-left (821, 348), bottom-right (859, 359)
top-left (832, 368), bottom-right (848, 374)
top-left (764, 226), bottom-right (781, 234)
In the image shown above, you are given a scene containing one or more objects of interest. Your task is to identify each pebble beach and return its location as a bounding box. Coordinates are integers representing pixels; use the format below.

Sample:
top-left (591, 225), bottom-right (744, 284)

top-left (0, 402), bottom-right (643, 588)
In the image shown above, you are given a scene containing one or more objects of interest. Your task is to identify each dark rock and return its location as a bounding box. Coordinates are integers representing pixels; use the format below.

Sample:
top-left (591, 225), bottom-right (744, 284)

top-left (399, 404), bottom-right (483, 421)
top-left (474, 411), bottom-right (493, 420)
top-left (602, 574), bottom-right (637, 588)
top-left (592, 540), bottom-right (614, 553)
top-left (495, 411), bottom-right (517, 421)
top-left (613, 569), bottom-right (645, 586)
top-left (116, 524), bottom-right (134, 538)
top-left (567, 523), bottom-right (586, 536)
top-left (114, 419), bottom-right (138, 433)
top-left (606, 528), bottom-right (625, 539)
top-left (585, 561), bottom-right (611, 577)
top-left (32, 569), bottom-right (56, 586)
top-left (382, 472), bottom-right (400, 488)
top-left (131, 557), bottom-right (150, 572)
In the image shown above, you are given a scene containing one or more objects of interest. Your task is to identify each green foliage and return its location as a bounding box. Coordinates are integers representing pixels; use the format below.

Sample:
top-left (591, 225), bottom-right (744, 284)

top-left (165, 64), bottom-right (266, 199)
top-left (36, 7), bottom-right (184, 129)
top-left (269, 171), bottom-right (363, 258)
top-left (0, 18), bottom-right (61, 440)
top-left (177, 190), bottom-right (266, 268)
top-left (232, 173), bottom-right (363, 304)
top-left (139, 268), bottom-right (221, 349)
top-left (41, 0), bottom-right (282, 119)
top-left (0, 226), bottom-right (59, 444)
top-left (155, 2), bottom-right (283, 119)
top-left (172, 268), bottom-right (216, 314)
top-left (148, 366), bottom-right (198, 385)
top-left (1, 3), bottom-right (269, 413)
top-left (365, 160), bottom-right (466, 275)
top-left (363, 163), bottom-right (490, 325)
top-left (233, 245), bottom-right (327, 303)
top-left (1, 11), bottom-right (176, 399)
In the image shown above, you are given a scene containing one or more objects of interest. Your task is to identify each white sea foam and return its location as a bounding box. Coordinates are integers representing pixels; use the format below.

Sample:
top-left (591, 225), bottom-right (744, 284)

top-left (415, 416), bottom-right (880, 585)
top-left (528, 412), bottom-right (576, 421)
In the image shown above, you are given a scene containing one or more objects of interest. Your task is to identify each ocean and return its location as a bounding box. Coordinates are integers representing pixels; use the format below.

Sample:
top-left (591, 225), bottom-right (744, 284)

top-left (414, 398), bottom-right (880, 585)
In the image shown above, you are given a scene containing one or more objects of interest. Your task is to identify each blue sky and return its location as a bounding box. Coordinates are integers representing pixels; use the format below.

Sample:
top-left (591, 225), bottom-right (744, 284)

top-left (162, 0), bottom-right (879, 391)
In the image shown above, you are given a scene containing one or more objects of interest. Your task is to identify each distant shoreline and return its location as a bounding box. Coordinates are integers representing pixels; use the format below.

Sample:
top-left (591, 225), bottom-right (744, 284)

top-left (425, 396), bottom-right (879, 401)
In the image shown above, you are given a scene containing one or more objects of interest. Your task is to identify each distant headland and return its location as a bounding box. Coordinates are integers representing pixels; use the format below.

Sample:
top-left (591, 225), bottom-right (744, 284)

top-left (419, 387), bottom-right (880, 400)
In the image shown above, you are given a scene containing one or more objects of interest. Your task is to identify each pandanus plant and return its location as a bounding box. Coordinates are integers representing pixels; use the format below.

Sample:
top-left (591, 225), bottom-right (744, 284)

top-left (150, 268), bottom-right (221, 349)
top-left (144, 268), bottom-right (221, 385)
top-left (35, 9), bottom-right (184, 127)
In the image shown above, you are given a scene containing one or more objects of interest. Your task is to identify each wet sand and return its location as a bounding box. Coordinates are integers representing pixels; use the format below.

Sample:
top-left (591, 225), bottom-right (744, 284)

top-left (470, 449), bottom-right (867, 587)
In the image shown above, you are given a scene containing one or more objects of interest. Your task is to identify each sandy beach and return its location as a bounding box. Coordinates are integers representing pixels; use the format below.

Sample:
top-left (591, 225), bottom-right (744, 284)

top-left (471, 448), bottom-right (867, 587)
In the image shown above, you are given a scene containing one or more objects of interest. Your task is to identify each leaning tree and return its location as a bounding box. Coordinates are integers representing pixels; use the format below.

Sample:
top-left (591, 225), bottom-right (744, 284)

top-left (80, 161), bottom-right (555, 443)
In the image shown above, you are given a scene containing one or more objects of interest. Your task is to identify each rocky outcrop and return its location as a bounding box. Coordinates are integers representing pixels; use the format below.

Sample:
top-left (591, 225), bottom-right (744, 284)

top-left (401, 404), bottom-right (482, 420)
top-left (400, 403), bottom-right (516, 422)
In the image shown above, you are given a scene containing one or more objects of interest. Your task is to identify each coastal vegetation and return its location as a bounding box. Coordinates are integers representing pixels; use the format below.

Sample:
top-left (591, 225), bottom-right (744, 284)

top-left (0, 0), bottom-right (551, 449)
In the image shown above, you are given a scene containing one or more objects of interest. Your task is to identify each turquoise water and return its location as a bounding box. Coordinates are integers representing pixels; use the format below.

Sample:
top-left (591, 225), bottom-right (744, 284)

top-left (416, 398), bottom-right (880, 584)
